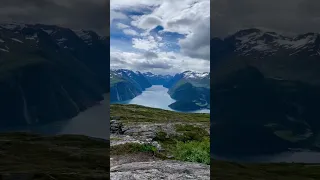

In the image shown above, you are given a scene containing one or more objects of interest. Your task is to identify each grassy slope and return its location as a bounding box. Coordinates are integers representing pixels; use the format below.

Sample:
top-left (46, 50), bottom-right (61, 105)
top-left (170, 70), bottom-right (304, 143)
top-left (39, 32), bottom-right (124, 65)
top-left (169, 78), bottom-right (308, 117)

top-left (110, 104), bottom-right (210, 124)
top-left (0, 132), bottom-right (109, 179)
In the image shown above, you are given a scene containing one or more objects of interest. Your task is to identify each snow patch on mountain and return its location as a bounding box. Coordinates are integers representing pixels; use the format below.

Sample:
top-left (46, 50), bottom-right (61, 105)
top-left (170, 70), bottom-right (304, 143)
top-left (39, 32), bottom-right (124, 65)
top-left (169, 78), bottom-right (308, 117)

top-left (42, 29), bottom-right (53, 35)
top-left (183, 71), bottom-right (209, 79)
top-left (229, 29), bottom-right (320, 57)
top-left (25, 34), bottom-right (38, 40)
top-left (0, 48), bottom-right (9, 52)
top-left (11, 38), bottom-right (23, 43)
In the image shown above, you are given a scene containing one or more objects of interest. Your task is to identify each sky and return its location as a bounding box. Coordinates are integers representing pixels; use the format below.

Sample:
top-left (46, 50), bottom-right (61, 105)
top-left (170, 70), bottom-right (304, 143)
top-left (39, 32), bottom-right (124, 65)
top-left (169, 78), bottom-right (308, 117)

top-left (110, 0), bottom-right (210, 75)
top-left (212, 0), bottom-right (320, 38)
top-left (0, 0), bottom-right (109, 36)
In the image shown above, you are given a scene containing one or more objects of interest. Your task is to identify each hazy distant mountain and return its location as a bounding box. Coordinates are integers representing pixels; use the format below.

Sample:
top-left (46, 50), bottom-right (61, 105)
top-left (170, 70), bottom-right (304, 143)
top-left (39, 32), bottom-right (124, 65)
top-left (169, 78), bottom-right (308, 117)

top-left (0, 22), bottom-right (109, 127)
top-left (142, 72), bottom-right (173, 85)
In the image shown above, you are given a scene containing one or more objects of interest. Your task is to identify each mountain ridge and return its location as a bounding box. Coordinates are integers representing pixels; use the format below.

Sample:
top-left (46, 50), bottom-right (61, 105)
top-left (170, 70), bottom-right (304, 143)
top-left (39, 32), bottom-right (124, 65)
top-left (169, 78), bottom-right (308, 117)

top-left (211, 28), bottom-right (320, 85)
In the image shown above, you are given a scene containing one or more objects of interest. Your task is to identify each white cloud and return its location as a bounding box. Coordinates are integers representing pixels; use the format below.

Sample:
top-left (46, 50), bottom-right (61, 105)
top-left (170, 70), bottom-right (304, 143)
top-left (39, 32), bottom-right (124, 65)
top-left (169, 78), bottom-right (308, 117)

top-left (110, 0), bottom-right (161, 10)
top-left (116, 23), bottom-right (130, 29)
top-left (123, 29), bottom-right (139, 36)
top-left (110, 48), bottom-right (209, 75)
top-left (110, 10), bottom-right (127, 23)
top-left (132, 35), bottom-right (159, 50)
top-left (131, 15), bottom-right (162, 31)
top-left (129, 0), bottom-right (210, 60)
top-left (110, 0), bottom-right (210, 74)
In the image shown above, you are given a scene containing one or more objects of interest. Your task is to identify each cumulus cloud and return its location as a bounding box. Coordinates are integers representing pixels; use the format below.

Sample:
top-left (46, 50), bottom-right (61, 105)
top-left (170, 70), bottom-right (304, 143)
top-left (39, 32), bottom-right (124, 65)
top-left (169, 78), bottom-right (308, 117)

top-left (132, 36), bottom-right (159, 50)
top-left (129, 0), bottom-right (210, 60)
top-left (110, 49), bottom-right (210, 75)
top-left (143, 51), bottom-right (158, 59)
top-left (110, 0), bottom-right (210, 74)
top-left (131, 15), bottom-right (162, 30)
top-left (138, 61), bottom-right (172, 70)
top-left (211, 0), bottom-right (320, 37)
top-left (116, 23), bottom-right (130, 29)
top-left (123, 29), bottom-right (138, 36)
top-left (111, 11), bottom-right (127, 24)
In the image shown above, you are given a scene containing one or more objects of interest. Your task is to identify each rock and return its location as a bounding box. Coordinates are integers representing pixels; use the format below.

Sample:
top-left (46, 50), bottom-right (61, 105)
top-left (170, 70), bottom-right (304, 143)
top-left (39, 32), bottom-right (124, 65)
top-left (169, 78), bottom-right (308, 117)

top-left (110, 120), bottom-right (125, 134)
top-left (110, 160), bottom-right (210, 180)
top-left (151, 141), bottom-right (163, 151)
top-left (110, 135), bottom-right (144, 146)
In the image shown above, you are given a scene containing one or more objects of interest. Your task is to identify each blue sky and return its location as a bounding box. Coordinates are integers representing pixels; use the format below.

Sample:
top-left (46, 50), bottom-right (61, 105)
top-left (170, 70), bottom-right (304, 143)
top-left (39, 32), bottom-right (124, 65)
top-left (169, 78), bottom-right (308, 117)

top-left (110, 0), bottom-right (210, 75)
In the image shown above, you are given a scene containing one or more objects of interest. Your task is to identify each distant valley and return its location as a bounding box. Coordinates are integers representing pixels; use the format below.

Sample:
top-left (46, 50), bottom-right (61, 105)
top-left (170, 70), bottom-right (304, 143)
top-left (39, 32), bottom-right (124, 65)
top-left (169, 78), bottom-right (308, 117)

top-left (110, 69), bottom-right (210, 112)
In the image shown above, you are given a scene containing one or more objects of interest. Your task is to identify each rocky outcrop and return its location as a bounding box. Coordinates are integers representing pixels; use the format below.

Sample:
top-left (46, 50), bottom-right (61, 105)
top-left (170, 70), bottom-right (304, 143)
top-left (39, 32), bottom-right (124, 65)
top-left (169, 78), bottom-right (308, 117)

top-left (110, 116), bottom-right (210, 179)
top-left (110, 120), bottom-right (127, 134)
top-left (110, 161), bottom-right (210, 180)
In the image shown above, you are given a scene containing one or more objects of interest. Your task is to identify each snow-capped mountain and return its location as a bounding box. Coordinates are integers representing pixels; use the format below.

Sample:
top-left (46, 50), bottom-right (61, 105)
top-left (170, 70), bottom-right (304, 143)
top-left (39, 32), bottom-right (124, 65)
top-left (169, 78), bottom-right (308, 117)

top-left (223, 28), bottom-right (320, 57)
top-left (164, 71), bottom-right (210, 89)
top-left (111, 69), bottom-right (151, 90)
top-left (110, 69), bottom-right (152, 102)
top-left (211, 28), bottom-right (320, 85)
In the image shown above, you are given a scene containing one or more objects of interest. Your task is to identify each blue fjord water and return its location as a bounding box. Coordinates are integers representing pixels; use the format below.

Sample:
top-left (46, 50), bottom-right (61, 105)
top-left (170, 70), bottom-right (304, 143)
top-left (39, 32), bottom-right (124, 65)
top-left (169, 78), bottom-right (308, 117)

top-left (111, 85), bottom-right (210, 114)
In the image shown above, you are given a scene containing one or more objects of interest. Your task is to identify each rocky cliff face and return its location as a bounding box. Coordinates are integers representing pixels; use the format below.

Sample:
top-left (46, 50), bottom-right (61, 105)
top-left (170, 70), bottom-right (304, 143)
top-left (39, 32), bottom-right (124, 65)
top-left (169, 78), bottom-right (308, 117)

top-left (0, 23), bottom-right (109, 127)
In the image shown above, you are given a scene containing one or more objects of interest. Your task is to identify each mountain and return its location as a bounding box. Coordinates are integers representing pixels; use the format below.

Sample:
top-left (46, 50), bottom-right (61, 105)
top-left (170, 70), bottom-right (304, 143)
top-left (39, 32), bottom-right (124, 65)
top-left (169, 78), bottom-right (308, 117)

top-left (110, 69), bottom-right (152, 102)
top-left (114, 69), bottom-right (151, 90)
top-left (110, 70), bottom-right (142, 102)
top-left (211, 28), bottom-right (320, 85)
top-left (211, 28), bottom-right (320, 155)
top-left (0, 22), bottom-right (109, 127)
top-left (143, 72), bottom-right (173, 85)
top-left (166, 71), bottom-right (210, 111)
top-left (110, 69), bottom-right (210, 112)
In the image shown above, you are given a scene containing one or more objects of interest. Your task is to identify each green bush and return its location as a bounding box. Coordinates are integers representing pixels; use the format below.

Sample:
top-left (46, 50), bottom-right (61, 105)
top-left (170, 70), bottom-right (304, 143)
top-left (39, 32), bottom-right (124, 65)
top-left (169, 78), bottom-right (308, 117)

top-left (172, 137), bottom-right (210, 165)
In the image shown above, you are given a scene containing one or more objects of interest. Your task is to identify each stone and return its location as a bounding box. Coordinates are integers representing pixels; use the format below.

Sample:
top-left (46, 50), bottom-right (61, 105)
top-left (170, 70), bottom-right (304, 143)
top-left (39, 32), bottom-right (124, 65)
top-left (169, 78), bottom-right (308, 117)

top-left (110, 160), bottom-right (210, 180)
